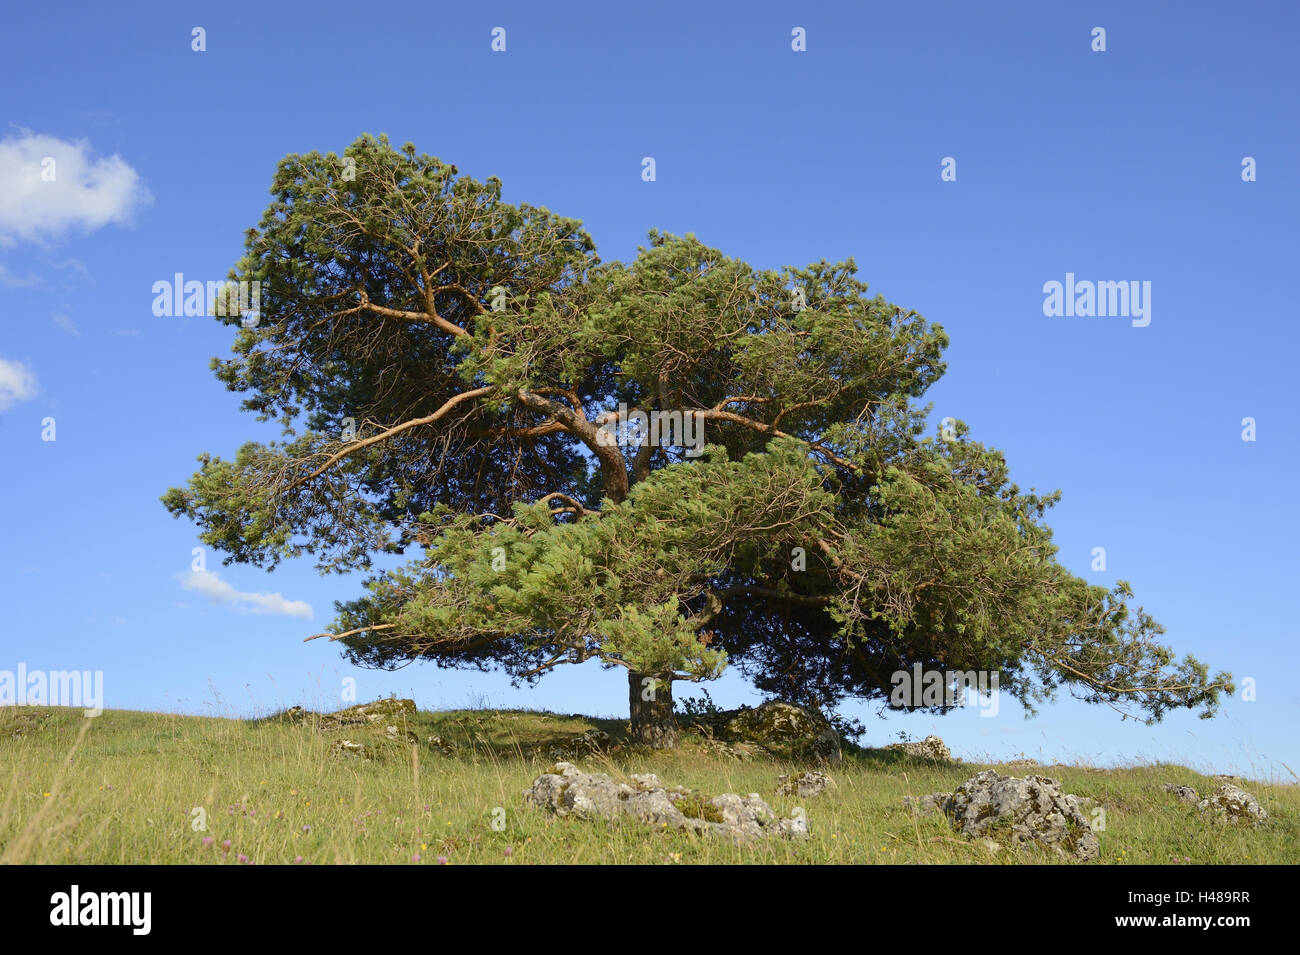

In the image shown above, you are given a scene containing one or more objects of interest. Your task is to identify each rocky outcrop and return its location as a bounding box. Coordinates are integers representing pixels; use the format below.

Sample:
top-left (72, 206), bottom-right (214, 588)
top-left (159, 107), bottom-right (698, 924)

top-left (777, 771), bottom-right (834, 798)
top-left (700, 738), bottom-right (762, 760)
top-left (538, 728), bottom-right (611, 761)
top-left (1160, 782), bottom-right (1267, 825)
top-left (692, 701), bottom-right (840, 764)
top-left (885, 735), bottom-right (952, 761)
top-left (329, 738), bottom-right (371, 759)
top-left (524, 762), bottom-right (809, 842)
top-left (326, 698), bottom-right (416, 727)
top-left (1197, 784), bottom-right (1268, 826)
top-left (286, 698), bottom-right (417, 731)
top-left (901, 792), bottom-right (947, 814)
top-left (904, 770), bottom-right (1100, 861)
top-left (427, 734), bottom-right (459, 755)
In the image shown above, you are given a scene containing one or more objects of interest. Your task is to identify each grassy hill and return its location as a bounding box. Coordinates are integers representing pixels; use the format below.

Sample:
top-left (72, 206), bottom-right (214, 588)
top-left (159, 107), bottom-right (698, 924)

top-left (2, 704), bottom-right (1296, 865)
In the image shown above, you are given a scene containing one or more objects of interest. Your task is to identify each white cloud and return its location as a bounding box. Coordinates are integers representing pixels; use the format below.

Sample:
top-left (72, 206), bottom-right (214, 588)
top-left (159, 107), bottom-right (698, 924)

top-left (52, 311), bottom-right (79, 336)
top-left (0, 130), bottom-right (150, 246)
top-left (178, 568), bottom-right (314, 619)
top-left (0, 264), bottom-right (39, 287)
top-left (0, 356), bottom-right (37, 410)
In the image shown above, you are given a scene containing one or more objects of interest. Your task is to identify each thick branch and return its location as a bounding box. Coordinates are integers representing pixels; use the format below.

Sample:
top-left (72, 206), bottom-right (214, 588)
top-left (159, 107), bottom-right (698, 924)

top-left (287, 387), bottom-right (494, 491)
top-left (357, 287), bottom-right (468, 338)
top-left (518, 390), bottom-right (630, 503)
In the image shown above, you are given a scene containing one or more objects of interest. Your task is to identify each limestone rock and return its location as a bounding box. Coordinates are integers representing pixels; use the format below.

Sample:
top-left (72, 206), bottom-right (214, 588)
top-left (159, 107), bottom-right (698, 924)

top-left (901, 793), bottom-right (946, 815)
top-left (1163, 783), bottom-right (1200, 804)
top-left (777, 771), bottom-right (834, 798)
top-left (913, 770), bottom-right (1099, 861)
top-left (524, 762), bottom-right (809, 842)
top-left (707, 701), bottom-right (841, 765)
top-left (385, 725), bottom-right (418, 744)
top-left (291, 698), bottom-right (418, 731)
top-left (885, 735), bottom-right (952, 761)
top-left (1196, 784), bottom-right (1268, 826)
top-left (329, 738), bottom-right (371, 759)
top-left (539, 728), bottom-right (611, 761)
top-left (700, 738), bottom-right (761, 760)
top-left (427, 734), bottom-right (459, 755)
top-left (325, 698), bottom-right (416, 727)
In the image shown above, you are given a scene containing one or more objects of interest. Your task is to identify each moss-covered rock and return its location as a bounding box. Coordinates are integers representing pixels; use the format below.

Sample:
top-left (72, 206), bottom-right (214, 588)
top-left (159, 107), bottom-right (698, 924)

top-left (329, 738), bottom-right (372, 759)
top-left (885, 735), bottom-right (952, 762)
top-left (1197, 783), bottom-right (1269, 826)
top-left (715, 701), bottom-right (841, 765)
top-left (777, 771), bottom-right (835, 797)
top-left (912, 770), bottom-right (1100, 861)
top-left (284, 698), bottom-right (418, 731)
top-left (523, 762), bottom-right (808, 841)
top-left (321, 698), bottom-right (416, 729)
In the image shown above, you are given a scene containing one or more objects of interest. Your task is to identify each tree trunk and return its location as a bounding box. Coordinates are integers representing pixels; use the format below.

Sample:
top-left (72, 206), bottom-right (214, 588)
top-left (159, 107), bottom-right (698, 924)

top-left (628, 670), bottom-right (678, 749)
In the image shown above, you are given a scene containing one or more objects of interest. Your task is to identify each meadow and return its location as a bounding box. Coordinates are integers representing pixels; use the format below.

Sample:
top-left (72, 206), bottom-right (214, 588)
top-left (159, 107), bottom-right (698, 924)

top-left (2, 704), bottom-right (1296, 865)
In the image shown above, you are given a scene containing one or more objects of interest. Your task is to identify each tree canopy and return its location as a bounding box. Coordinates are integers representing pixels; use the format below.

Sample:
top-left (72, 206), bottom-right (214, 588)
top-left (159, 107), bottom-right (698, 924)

top-left (163, 133), bottom-right (1231, 745)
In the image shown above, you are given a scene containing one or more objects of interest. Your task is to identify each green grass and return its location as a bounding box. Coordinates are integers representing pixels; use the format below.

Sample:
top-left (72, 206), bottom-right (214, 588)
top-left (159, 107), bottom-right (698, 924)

top-left (2, 705), bottom-right (1296, 865)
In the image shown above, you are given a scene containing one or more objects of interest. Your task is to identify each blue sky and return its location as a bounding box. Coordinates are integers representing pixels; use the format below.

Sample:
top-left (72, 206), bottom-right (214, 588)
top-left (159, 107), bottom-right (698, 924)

top-left (2, 0), bottom-right (1296, 780)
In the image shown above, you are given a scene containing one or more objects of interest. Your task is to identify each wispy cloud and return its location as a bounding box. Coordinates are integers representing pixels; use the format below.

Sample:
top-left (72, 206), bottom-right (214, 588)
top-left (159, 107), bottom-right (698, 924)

top-left (0, 130), bottom-right (150, 247)
top-left (0, 264), bottom-right (40, 288)
top-left (52, 311), bottom-right (79, 336)
top-left (178, 569), bottom-right (313, 619)
top-left (0, 356), bottom-right (38, 410)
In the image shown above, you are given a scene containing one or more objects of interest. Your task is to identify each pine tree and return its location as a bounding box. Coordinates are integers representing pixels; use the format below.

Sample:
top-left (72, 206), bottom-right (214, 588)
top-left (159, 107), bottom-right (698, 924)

top-left (163, 134), bottom-right (1230, 747)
